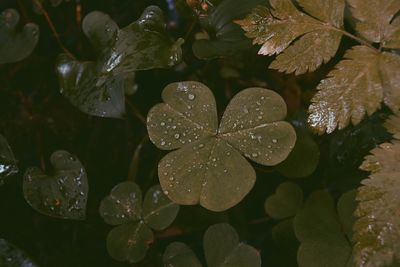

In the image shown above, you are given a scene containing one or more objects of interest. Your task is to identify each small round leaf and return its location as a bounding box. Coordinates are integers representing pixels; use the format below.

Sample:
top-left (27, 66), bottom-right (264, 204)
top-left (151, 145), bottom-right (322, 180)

top-left (23, 151), bottom-right (88, 220)
top-left (264, 182), bottom-right (303, 219)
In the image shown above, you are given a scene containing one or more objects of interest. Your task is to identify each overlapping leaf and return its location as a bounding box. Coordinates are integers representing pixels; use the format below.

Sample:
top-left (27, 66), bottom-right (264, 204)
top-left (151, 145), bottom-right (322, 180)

top-left (56, 6), bottom-right (184, 118)
top-left (0, 134), bottom-right (18, 185)
top-left (147, 81), bottom-right (296, 211)
top-left (236, 0), bottom-right (344, 75)
top-left (0, 9), bottom-right (39, 64)
top-left (163, 223), bottom-right (261, 267)
top-left (265, 182), bottom-right (303, 219)
top-left (347, 0), bottom-right (400, 48)
top-left (0, 239), bottom-right (38, 267)
top-left (353, 113), bottom-right (400, 267)
top-left (308, 46), bottom-right (400, 134)
top-left (294, 190), bottom-right (357, 267)
top-left (23, 150), bottom-right (88, 220)
top-left (192, 0), bottom-right (264, 59)
top-left (99, 182), bottom-right (179, 263)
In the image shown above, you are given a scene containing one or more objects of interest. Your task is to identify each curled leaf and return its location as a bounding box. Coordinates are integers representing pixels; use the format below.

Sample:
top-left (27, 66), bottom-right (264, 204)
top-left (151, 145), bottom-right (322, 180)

top-left (147, 81), bottom-right (296, 211)
top-left (0, 9), bottom-right (39, 64)
top-left (56, 6), bottom-right (183, 118)
top-left (0, 134), bottom-right (18, 184)
top-left (23, 151), bottom-right (88, 220)
top-left (0, 239), bottom-right (38, 267)
top-left (236, 0), bottom-right (344, 75)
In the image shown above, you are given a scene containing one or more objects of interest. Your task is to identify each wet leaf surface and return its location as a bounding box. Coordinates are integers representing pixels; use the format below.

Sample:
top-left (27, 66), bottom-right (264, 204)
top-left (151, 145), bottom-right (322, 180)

top-left (163, 242), bottom-right (202, 267)
top-left (0, 9), bottom-right (39, 64)
top-left (23, 150), bottom-right (88, 220)
top-left (264, 182), bottom-right (303, 220)
top-left (0, 134), bottom-right (18, 185)
top-left (147, 81), bottom-right (296, 211)
top-left (0, 238), bottom-right (38, 267)
top-left (56, 6), bottom-right (184, 118)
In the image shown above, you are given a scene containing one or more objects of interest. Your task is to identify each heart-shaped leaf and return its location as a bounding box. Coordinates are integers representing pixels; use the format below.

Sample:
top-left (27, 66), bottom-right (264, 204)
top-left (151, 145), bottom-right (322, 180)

top-left (192, 0), bottom-right (265, 59)
top-left (100, 182), bottom-right (179, 263)
top-left (163, 242), bottom-right (202, 267)
top-left (0, 9), bottom-right (39, 64)
top-left (265, 182), bottom-right (303, 219)
top-left (0, 238), bottom-right (38, 267)
top-left (147, 81), bottom-right (296, 211)
top-left (56, 6), bottom-right (184, 118)
top-left (163, 223), bottom-right (261, 267)
top-left (0, 134), bottom-right (18, 185)
top-left (23, 150), bottom-right (88, 220)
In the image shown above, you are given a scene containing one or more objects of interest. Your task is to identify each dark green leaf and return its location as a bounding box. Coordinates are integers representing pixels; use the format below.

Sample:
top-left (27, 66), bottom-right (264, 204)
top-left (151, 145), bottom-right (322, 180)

top-left (0, 9), bottom-right (39, 64)
top-left (106, 221), bottom-right (154, 263)
top-left (0, 134), bottom-right (18, 184)
top-left (99, 181), bottom-right (142, 225)
top-left (163, 242), bottom-right (202, 267)
top-left (142, 184), bottom-right (179, 230)
top-left (264, 182), bottom-right (303, 219)
top-left (0, 239), bottom-right (38, 267)
top-left (23, 150), bottom-right (88, 220)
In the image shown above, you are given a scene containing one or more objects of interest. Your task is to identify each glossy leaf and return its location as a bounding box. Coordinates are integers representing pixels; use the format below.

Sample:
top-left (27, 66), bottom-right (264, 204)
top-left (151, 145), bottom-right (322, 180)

top-left (308, 46), bottom-right (400, 134)
top-left (100, 182), bottom-right (179, 263)
top-left (264, 182), bottom-right (303, 219)
top-left (23, 150), bottom-right (88, 220)
top-left (163, 242), bottom-right (202, 267)
top-left (0, 239), bottom-right (38, 267)
top-left (56, 6), bottom-right (183, 118)
top-left (163, 223), bottom-right (261, 267)
top-left (0, 9), bottom-right (39, 64)
top-left (294, 190), bottom-right (356, 267)
top-left (106, 221), bottom-right (154, 263)
top-left (99, 181), bottom-right (142, 225)
top-left (347, 0), bottom-right (400, 47)
top-left (147, 81), bottom-right (296, 211)
top-left (142, 184), bottom-right (180, 230)
top-left (0, 134), bottom-right (18, 185)
top-left (236, 0), bottom-right (344, 75)
top-left (204, 223), bottom-right (261, 267)
top-left (353, 114), bottom-right (400, 267)
top-left (192, 0), bottom-right (264, 59)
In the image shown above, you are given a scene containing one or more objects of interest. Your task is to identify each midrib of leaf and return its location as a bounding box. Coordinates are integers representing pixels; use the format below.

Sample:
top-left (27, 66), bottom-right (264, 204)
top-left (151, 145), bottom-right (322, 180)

top-left (218, 243), bottom-right (242, 267)
top-left (127, 221), bottom-right (145, 249)
top-left (143, 202), bottom-right (176, 221)
top-left (199, 139), bottom-right (219, 200)
top-left (218, 121), bottom-right (281, 136)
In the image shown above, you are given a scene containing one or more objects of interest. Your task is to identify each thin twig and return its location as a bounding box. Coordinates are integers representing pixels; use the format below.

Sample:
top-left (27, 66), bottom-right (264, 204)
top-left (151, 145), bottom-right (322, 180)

top-left (327, 25), bottom-right (379, 52)
top-left (127, 135), bottom-right (149, 182)
top-left (32, 0), bottom-right (76, 58)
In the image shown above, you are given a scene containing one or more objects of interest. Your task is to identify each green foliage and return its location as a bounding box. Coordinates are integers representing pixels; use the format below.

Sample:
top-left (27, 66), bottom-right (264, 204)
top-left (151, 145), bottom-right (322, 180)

top-left (56, 6), bottom-right (184, 118)
top-left (0, 9), bottom-right (39, 64)
top-left (23, 150), bottom-right (88, 220)
top-left (163, 223), bottom-right (261, 267)
top-left (99, 182), bottom-right (179, 263)
top-left (353, 113), bottom-right (400, 267)
top-left (147, 81), bottom-right (296, 211)
top-left (0, 134), bottom-right (18, 185)
top-left (0, 238), bottom-right (38, 267)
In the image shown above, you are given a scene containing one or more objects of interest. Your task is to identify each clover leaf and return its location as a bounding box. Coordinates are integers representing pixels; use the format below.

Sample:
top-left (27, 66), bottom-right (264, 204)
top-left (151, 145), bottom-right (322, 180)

top-left (23, 150), bottom-right (88, 220)
top-left (0, 9), bottom-right (39, 64)
top-left (0, 134), bottom-right (18, 185)
top-left (192, 0), bottom-right (265, 59)
top-left (99, 182), bottom-right (179, 263)
top-left (56, 6), bottom-right (184, 118)
top-left (265, 182), bottom-right (303, 220)
top-left (0, 238), bottom-right (38, 267)
top-left (163, 223), bottom-right (261, 267)
top-left (147, 81), bottom-right (296, 211)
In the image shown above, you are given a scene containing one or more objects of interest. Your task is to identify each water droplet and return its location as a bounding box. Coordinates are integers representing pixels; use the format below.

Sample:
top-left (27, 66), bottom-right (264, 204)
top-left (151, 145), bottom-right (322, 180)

top-left (161, 141), bottom-right (166, 146)
top-left (188, 94), bottom-right (195, 100)
top-left (163, 190), bottom-right (169, 195)
top-left (160, 122), bottom-right (165, 126)
top-left (169, 177), bottom-right (174, 181)
top-left (252, 153), bottom-right (258, 157)
top-left (272, 139), bottom-right (278, 143)
top-left (174, 133), bottom-right (180, 139)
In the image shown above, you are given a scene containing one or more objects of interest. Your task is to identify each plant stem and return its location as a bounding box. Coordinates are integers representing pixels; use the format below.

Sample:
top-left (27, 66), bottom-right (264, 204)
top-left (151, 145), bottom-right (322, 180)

top-left (32, 0), bottom-right (76, 59)
top-left (126, 99), bottom-right (146, 124)
top-left (327, 26), bottom-right (379, 52)
top-left (127, 135), bottom-right (149, 182)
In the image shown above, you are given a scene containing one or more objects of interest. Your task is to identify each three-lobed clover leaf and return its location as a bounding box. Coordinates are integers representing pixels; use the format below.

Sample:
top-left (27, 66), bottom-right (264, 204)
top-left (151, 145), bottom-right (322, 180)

top-left (265, 182), bottom-right (303, 220)
top-left (163, 223), bottom-right (261, 267)
top-left (0, 9), bottom-right (39, 64)
top-left (23, 150), bottom-right (88, 220)
top-left (0, 238), bottom-right (38, 267)
top-left (147, 81), bottom-right (296, 212)
top-left (99, 182), bottom-right (179, 263)
top-left (353, 113), bottom-right (400, 267)
top-left (294, 190), bottom-right (357, 267)
top-left (192, 0), bottom-right (265, 59)
top-left (56, 6), bottom-right (184, 118)
top-left (0, 134), bottom-right (18, 185)
top-left (236, 0), bottom-right (344, 75)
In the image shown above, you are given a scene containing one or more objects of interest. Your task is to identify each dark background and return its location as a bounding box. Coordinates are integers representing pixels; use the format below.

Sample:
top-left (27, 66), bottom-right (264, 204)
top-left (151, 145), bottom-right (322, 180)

top-left (0, 0), bottom-right (393, 266)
